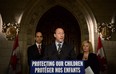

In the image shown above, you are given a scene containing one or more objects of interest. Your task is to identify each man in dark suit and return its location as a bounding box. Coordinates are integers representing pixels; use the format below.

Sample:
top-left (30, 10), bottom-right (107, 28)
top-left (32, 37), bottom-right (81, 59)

top-left (44, 28), bottom-right (76, 60)
top-left (27, 32), bottom-right (45, 66)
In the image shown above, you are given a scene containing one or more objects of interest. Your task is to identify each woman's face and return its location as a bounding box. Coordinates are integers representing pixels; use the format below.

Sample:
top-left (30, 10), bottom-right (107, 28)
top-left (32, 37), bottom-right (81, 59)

top-left (82, 43), bottom-right (90, 52)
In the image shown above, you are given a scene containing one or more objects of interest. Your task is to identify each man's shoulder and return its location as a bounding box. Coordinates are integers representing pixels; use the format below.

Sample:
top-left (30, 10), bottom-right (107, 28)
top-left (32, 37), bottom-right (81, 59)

top-left (46, 43), bottom-right (55, 47)
top-left (28, 44), bottom-right (36, 49)
top-left (41, 43), bottom-right (46, 47)
top-left (63, 42), bottom-right (73, 48)
top-left (63, 42), bottom-right (70, 45)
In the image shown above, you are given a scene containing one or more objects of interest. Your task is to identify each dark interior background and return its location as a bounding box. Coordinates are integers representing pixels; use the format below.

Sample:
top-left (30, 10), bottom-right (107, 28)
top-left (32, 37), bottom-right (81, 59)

top-left (36, 5), bottom-right (81, 54)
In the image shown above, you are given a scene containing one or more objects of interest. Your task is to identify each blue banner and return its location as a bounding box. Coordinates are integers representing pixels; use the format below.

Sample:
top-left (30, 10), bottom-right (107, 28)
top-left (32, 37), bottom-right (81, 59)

top-left (30, 60), bottom-right (85, 74)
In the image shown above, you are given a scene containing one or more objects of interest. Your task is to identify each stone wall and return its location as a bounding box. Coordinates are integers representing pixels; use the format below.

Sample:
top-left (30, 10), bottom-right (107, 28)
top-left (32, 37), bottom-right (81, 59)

top-left (0, 0), bottom-right (116, 74)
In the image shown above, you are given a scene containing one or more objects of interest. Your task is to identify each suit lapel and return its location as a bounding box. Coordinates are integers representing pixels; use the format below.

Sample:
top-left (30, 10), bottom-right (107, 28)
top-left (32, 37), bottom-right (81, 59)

top-left (41, 44), bottom-right (43, 54)
top-left (52, 43), bottom-right (58, 54)
top-left (34, 44), bottom-right (39, 52)
top-left (33, 44), bottom-right (37, 49)
top-left (61, 42), bottom-right (66, 53)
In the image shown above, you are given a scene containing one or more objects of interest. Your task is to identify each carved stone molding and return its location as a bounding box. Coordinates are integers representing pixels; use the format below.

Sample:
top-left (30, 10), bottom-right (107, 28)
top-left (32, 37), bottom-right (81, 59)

top-left (2, 23), bottom-right (20, 40)
top-left (98, 22), bottom-right (115, 40)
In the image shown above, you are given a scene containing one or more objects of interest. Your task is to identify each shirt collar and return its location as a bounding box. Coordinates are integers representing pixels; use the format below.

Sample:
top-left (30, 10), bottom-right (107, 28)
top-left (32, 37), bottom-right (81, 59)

top-left (55, 41), bottom-right (63, 47)
top-left (36, 42), bottom-right (42, 47)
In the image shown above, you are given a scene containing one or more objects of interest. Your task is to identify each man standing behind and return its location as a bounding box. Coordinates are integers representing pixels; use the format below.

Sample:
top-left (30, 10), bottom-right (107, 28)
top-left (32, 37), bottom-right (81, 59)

top-left (44, 28), bottom-right (76, 60)
top-left (27, 32), bottom-right (45, 66)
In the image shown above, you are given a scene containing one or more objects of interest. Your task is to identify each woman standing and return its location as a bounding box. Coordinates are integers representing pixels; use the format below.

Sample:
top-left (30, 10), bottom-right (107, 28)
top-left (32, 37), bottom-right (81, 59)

top-left (77, 40), bottom-right (100, 74)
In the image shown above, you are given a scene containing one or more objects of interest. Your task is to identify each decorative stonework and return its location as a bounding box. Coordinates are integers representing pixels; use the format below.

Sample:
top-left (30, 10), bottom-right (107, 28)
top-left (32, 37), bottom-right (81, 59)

top-left (20, 0), bottom-right (98, 74)
top-left (98, 22), bottom-right (115, 40)
top-left (2, 23), bottom-right (20, 40)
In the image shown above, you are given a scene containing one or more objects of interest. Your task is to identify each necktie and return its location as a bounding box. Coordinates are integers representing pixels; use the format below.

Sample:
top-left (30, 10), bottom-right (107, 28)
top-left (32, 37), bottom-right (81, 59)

top-left (58, 43), bottom-right (61, 54)
top-left (38, 44), bottom-right (41, 54)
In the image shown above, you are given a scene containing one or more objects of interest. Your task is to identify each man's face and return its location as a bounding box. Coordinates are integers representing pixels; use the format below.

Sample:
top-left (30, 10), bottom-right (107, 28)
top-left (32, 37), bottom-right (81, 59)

top-left (35, 32), bottom-right (43, 44)
top-left (54, 28), bottom-right (65, 43)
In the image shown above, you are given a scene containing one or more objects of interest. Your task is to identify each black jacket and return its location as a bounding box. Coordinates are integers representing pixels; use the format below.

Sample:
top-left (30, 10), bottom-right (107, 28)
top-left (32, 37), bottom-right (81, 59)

top-left (44, 42), bottom-right (76, 60)
top-left (27, 44), bottom-right (45, 66)
top-left (77, 53), bottom-right (100, 74)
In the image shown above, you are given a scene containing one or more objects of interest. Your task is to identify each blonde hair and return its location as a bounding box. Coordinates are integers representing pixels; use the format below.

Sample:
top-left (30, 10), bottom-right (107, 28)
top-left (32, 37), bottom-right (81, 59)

top-left (80, 40), bottom-right (93, 53)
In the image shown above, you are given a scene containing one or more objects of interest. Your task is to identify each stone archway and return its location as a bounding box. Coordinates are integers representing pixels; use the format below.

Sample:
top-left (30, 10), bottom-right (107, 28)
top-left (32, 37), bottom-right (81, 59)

top-left (20, 0), bottom-right (98, 73)
top-left (36, 5), bottom-right (81, 54)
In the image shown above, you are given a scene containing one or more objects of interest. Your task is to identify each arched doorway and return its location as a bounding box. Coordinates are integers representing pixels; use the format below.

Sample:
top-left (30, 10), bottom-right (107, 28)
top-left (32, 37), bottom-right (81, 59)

top-left (36, 5), bottom-right (81, 54)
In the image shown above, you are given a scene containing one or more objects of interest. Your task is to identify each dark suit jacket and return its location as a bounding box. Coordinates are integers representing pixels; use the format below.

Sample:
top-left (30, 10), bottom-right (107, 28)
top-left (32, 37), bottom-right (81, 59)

top-left (27, 44), bottom-right (45, 66)
top-left (44, 42), bottom-right (76, 60)
top-left (77, 53), bottom-right (100, 74)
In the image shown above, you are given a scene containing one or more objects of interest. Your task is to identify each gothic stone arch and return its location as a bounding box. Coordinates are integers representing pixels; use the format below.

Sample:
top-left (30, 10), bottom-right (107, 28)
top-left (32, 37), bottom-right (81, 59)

top-left (20, 0), bottom-right (97, 73)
